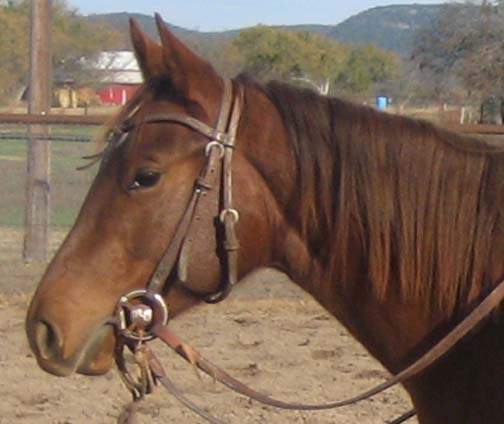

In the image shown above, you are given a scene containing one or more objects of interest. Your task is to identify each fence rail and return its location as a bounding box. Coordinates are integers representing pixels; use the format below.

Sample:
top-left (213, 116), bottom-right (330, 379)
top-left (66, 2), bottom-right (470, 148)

top-left (0, 113), bottom-right (503, 136)
top-left (0, 113), bottom-right (108, 126)
top-left (0, 113), bottom-right (109, 144)
top-left (446, 123), bottom-right (504, 135)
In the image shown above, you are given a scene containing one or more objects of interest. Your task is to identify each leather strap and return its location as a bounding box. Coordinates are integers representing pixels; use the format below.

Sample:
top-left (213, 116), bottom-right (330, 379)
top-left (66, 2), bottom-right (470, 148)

top-left (149, 274), bottom-right (504, 412)
top-left (144, 80), bottom-right (243, 301)
top-left (177, 79), bottom-right (233, 299)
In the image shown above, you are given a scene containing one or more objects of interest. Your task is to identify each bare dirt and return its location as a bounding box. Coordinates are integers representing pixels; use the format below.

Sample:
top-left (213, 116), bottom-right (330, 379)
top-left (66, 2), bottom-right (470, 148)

top-left (0, 227), bottom-right (416, 424)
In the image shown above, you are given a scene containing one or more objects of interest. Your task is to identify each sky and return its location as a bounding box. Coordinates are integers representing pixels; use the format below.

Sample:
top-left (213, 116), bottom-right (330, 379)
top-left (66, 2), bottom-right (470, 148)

top-left (68, 0), bottom-right (445, 32)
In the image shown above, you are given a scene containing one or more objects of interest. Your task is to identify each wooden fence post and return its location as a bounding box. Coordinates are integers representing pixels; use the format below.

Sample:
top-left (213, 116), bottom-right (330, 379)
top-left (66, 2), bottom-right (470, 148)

top-left (23, 0), bottom-right (52, 262)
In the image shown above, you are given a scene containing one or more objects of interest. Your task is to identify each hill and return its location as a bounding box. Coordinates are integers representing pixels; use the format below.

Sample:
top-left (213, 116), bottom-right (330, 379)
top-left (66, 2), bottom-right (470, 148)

top-left (328, 4), bottom-right (445, 55)
top-left (86, 4), bottom-right (447, 56)
top-left (87, 12), bottom-right (238, 43)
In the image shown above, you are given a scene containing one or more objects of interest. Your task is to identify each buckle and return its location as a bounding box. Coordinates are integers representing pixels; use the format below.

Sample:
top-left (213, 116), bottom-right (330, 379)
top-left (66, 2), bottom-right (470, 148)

top-left (205, 140), bottom-right (226, 158)
top-left (219, 208), bottom-right (240, 224)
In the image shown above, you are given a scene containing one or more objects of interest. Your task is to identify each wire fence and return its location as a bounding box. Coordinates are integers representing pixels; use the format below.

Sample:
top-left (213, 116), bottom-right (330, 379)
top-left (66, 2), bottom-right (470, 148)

top-left (0, 113), bottom-right (109, 236)
top-left (0, 112), bottom-right (503, 258)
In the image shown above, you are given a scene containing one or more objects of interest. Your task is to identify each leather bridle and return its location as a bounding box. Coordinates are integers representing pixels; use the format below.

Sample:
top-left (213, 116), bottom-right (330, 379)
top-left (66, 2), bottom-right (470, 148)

top-left (116, 79), bottom-right (243, 341)
top-left (145, 78), bottom-right (242, 303)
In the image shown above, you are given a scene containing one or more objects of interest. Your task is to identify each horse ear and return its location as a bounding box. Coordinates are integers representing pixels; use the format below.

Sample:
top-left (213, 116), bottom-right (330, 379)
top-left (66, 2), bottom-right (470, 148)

top-left (129, 18), bottom-right (165, 80)
top-left (154, 13), bottom-right (223, 103)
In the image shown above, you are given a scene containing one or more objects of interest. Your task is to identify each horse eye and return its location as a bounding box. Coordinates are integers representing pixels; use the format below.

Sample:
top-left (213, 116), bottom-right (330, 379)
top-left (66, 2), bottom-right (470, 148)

top-left (128, 170), bottom-right (161, 190)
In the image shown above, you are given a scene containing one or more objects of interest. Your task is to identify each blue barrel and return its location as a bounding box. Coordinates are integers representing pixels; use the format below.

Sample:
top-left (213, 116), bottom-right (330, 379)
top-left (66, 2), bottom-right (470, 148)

top-left (376, 96), bottom-right (389, 110)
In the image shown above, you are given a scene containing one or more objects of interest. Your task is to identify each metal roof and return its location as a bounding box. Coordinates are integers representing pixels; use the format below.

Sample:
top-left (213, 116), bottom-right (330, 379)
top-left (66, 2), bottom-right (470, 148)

top-left (93, 51), bottom-right (143, 84)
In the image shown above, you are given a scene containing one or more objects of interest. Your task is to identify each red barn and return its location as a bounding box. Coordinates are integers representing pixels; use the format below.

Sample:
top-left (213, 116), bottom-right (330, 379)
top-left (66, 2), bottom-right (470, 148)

top-left (97, 84), bottom-right (139, 106)
top-left (94, 51), bottom-right (142, 106)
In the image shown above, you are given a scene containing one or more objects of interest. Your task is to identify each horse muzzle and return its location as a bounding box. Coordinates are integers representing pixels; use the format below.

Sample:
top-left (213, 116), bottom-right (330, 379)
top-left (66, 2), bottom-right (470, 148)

top-left (26, 313), bottom-right (116, 377)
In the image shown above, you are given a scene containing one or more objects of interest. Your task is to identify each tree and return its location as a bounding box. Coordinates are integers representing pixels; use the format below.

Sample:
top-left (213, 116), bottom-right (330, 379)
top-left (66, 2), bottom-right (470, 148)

top-left (0, 0), bottom-right (123, 103)
top-left (232, 26), bottom-right (400, 96)
top-left (51, 1), bottom-right (123, 85)
top-left (0, 3), bottom-right (29, 100)
top-left (233, 26), bottom-right (348, 94)
top-left (413, 1), bottom-right (504, 103)
top-left (336, 44), bottom-right (400, 94)
top-left (186, 36), bottom-right (245, 80)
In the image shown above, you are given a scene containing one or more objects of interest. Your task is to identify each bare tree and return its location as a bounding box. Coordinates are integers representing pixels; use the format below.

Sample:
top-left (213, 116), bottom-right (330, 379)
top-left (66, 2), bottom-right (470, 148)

top-left (412, 0), bottom-right (504, 121)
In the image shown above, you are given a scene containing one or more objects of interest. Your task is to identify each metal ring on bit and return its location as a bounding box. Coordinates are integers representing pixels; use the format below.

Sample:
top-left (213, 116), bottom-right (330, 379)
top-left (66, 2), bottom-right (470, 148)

top-left (116, 289), bottom-right (169, 341)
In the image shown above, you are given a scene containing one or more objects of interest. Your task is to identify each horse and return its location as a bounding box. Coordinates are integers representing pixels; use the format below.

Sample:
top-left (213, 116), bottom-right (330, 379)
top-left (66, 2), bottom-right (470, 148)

top-left (25, 14), bottom-right (504, 424)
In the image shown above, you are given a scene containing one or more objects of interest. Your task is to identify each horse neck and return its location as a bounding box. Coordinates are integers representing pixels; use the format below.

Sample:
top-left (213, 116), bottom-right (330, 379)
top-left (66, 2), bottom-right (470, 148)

top-left (238, 84), bottom-right (344, 314)
top-left (238, 84), bottom-right (456, 372)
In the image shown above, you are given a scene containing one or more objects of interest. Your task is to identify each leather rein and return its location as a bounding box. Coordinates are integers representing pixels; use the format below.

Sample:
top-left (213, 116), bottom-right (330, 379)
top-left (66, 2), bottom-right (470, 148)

top-left (110, 79), bottom-right (504, 424)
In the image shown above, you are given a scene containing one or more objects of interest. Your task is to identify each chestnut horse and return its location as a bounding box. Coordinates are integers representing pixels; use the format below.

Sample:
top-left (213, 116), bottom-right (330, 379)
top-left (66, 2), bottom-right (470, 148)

top-left (26, 15), bottom-right (504, 424)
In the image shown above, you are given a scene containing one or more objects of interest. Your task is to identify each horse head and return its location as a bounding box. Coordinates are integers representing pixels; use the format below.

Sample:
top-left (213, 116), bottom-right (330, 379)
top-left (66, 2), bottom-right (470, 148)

top-left (25, 15), bottom-right (290, 376)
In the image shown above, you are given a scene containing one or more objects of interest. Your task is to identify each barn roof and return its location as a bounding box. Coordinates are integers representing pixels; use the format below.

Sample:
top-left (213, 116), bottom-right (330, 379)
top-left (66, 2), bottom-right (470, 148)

top-left (93, 51), bottom-right (143, 85)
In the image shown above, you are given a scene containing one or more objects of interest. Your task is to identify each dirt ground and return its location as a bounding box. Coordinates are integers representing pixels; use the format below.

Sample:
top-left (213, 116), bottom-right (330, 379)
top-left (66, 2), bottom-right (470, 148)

top-left (0, 227), bottom-right (416, 424)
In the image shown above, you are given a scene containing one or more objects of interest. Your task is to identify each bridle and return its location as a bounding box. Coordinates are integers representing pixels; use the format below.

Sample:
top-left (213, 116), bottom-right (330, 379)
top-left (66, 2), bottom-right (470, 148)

top-left (108, 78), bottom-right (504, 424)
top-left (145, 78), bottom-right (242, 303)
top-left (116, 79), bottom-right (243, 342)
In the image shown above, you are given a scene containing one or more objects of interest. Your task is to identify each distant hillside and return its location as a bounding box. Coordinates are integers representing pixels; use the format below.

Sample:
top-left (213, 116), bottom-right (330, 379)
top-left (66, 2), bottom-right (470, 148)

top-left (87, 4), bottom-right (447, 56)
top-left (87, 12), bottom-right (238, 44)
top-left (328, 4), bottom-right (445, 55)
top-left (278, 24), bottom-right (334, 35)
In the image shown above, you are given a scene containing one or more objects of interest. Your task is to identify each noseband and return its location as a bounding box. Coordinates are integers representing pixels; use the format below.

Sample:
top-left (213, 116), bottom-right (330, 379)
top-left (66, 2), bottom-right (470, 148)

top-left (116, 79), bottom-right (243, 337)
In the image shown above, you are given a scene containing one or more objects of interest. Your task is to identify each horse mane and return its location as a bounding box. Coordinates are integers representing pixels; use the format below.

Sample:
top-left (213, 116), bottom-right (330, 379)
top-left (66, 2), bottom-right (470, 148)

top-left (246, 77), bottom-right (504, 315)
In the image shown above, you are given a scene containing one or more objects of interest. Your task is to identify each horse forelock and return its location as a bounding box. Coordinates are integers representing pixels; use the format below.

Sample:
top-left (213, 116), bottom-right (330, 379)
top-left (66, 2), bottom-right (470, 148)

top-left (253, 78), bottom-right (504, 316)
top-left (99, 87), bottom-right (147, 144)
top-left (78, 87), bottom-right (149, 170)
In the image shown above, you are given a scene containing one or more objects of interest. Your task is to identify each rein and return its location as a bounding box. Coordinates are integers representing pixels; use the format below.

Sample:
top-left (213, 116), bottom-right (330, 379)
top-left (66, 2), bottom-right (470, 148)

top-left (110, 79), bottom-right (504, 423)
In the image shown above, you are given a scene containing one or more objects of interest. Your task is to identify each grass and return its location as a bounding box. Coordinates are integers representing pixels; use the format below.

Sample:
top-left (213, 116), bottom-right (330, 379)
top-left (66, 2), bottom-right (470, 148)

top-left (0, 106), bottom-right (113, 231)
top-left (0, 135), bottom-right (97, 228)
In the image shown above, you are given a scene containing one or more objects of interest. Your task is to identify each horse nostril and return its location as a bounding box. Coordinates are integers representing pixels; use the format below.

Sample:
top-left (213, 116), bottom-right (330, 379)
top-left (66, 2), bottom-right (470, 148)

top-left (33, 320), bottom-right (63, 360)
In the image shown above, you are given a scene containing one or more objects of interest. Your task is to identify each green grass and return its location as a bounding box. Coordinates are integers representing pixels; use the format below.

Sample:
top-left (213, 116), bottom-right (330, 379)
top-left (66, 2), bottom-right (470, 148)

top-left (0, 137), bottom-right (97, 228)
